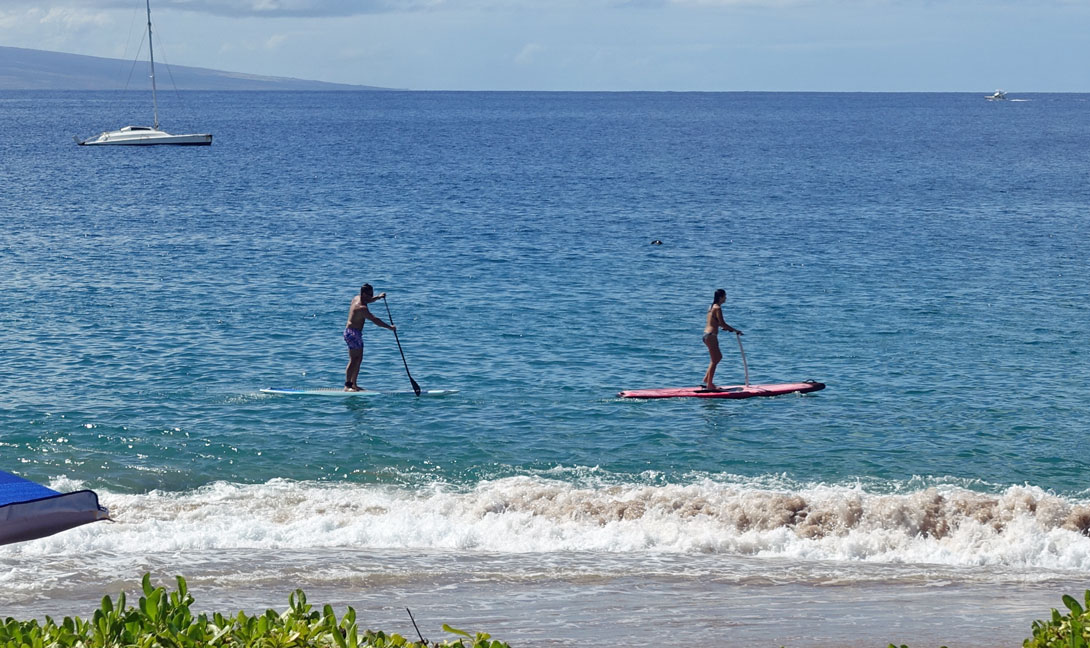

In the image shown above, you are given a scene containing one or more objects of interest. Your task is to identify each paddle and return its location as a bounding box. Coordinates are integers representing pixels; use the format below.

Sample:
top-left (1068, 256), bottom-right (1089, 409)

top-left (736, 332), bottom-right (751, 387)
top-left (382, 295), bottom-right (422, 396)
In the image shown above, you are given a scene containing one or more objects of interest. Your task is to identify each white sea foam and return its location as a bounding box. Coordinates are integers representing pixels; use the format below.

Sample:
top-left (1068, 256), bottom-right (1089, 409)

top-left (5, 476), bottom-right (1090, 571)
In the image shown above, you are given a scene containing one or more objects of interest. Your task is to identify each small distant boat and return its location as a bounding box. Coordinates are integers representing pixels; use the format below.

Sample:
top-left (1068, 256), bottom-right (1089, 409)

top-left (77, 125), bottom-right (211, 146)
top-left (985, 90), bottom-right (1007, 101)
top-left (77, 0), bottom-right (211, 146)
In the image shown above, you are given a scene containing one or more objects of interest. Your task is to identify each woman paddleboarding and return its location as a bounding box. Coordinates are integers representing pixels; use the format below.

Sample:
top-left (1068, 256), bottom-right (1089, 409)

top-left (702, 288), bottom-right (742, 391)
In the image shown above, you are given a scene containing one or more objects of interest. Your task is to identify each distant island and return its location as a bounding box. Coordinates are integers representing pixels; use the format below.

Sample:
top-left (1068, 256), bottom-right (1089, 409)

top-left (0, 46), bottom-right (390, 91)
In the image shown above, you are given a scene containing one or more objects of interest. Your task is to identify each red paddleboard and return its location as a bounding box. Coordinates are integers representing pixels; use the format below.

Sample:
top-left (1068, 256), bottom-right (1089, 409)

top-left (618, 381), bottom-right (825, 399)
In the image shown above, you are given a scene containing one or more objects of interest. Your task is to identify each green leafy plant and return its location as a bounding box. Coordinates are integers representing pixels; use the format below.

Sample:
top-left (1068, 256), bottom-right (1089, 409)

top-left (1025, 590), bottom-right (1090, 648)
top-left (0, 574), bottom-right (509, 648)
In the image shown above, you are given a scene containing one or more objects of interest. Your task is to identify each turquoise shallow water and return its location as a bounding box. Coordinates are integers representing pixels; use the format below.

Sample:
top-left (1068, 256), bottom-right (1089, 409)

top-left (1, 91), bottom-right (1089, 644)
top-left (2, 91), bottom-right (1087, 491)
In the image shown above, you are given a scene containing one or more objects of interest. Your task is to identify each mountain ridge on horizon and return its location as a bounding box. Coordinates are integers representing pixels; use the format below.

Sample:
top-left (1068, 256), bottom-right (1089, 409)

top-left (0, 46), bottom-right (391, 91)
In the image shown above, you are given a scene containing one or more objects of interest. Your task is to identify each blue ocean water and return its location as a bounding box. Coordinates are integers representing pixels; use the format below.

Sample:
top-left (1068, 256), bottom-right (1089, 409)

top-left (2, 90), bottom-right (1089, 645)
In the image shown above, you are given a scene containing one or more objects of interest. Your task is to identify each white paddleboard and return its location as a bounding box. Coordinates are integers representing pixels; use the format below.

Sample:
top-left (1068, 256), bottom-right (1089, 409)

top-left (260, 388), bottom-right (458, 397)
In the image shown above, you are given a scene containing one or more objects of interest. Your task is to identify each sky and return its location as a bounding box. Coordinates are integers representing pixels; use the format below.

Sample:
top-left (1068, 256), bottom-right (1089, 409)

top-left (1, 0), bottom-right (1088, 91)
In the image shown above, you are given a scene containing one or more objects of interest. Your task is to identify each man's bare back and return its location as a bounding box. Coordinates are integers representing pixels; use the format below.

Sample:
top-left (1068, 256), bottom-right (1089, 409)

top-left (346, 288), bottom-right (390, 330)
top-left (346, 295), bottom-right (371, 330)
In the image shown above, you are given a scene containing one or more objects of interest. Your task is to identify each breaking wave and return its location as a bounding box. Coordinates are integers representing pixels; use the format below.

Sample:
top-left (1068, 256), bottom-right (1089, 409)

top-left (6, 475), bottom-right (1090, 571)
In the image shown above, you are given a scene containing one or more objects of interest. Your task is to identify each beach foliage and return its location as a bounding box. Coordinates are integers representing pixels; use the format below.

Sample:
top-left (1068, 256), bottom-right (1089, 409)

top-left (1024, 590), bottom-right (1090, 648)
top-left (0, 574), bottom-right (508, 648)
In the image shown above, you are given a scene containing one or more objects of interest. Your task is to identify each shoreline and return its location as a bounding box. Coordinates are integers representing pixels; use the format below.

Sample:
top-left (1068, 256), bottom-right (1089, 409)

top-left (2, 552), bottom-right (1080, 647)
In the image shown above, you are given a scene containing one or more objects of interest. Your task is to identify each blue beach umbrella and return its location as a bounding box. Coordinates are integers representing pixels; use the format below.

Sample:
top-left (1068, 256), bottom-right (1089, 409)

top-left (0, 470), bottom-right (109, 545)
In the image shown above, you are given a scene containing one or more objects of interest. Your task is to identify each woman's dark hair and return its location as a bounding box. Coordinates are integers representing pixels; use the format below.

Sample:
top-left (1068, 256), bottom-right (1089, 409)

top-left (713, 288), bottom-right (726, 304)
top-left (361, 283), bottom-right (373, 295)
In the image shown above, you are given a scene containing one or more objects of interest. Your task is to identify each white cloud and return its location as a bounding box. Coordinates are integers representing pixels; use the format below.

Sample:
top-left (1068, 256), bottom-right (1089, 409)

top-left (654, 0), bottom-right (807, 5)
top-left (1, 0), bottom-right (401, 19)
top-left (514, 42), bottom-right (543, 64)
top-left (0, 8), bottom-right (40, 31)
top-left (107, 0), bottom-right (442, 17)
top-left (38, 7), bottom-right (112, 27)
top-left (0, 0), bottom-right (810, 19)
top-left (4, 0), bottom-right (1088, 91)
top-left (4, 0), bottom-right (1068, 20)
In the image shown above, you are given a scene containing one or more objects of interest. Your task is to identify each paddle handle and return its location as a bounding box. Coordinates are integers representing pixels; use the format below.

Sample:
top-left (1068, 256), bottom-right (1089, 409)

top-left (382, 296), bottom-right (422, 397)
top-left (736, 332), bottom-right (750, 387)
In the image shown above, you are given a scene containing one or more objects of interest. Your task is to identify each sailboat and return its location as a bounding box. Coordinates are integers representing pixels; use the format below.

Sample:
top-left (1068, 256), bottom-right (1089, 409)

top-left (77, 0), bottom-right (211, 146)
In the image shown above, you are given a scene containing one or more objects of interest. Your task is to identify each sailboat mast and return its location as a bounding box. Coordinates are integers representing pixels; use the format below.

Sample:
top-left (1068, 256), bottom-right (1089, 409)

top-left (146, 0), bottom-right (160, 130)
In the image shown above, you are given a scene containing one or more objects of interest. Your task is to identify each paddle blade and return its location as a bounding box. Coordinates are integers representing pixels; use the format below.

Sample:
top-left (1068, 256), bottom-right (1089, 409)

top-left (410, 377), bottom-right (422, 397)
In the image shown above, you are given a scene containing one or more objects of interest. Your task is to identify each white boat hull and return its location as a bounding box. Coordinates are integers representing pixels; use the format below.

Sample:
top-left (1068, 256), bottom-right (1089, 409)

top-left (79, 127), bottom-right (212, 146)
top-left (76, 2), bottom-right (211, 147)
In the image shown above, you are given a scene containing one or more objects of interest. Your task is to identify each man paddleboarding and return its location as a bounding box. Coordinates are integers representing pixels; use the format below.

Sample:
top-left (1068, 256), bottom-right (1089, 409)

top-left (702, 288), bottom-right (742, 391)
top-left (344, 284), bottom-right (396, 391)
